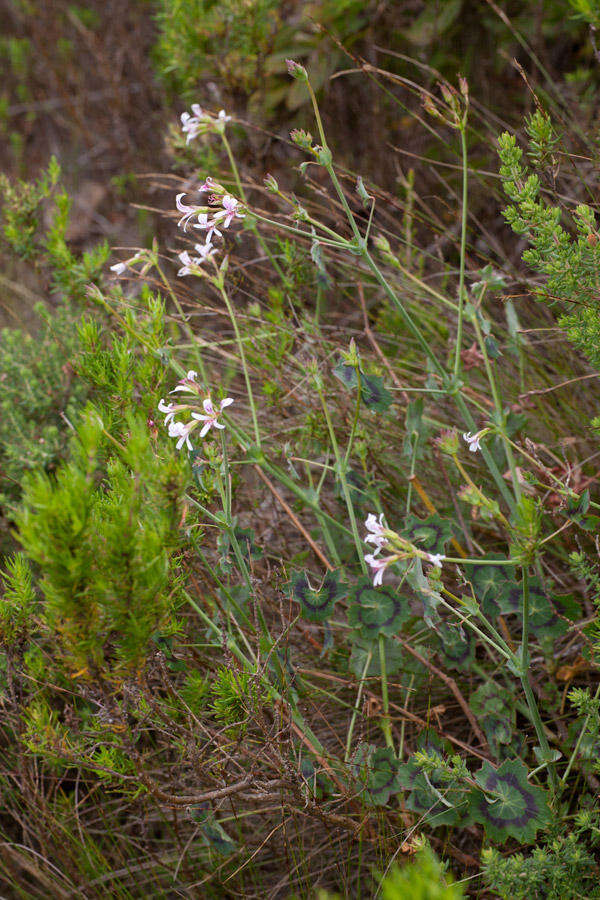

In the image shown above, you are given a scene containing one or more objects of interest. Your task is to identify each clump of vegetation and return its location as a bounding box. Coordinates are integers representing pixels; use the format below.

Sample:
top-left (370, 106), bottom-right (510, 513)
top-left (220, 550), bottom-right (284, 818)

top-left (3, 3), bottom-right (600, 897)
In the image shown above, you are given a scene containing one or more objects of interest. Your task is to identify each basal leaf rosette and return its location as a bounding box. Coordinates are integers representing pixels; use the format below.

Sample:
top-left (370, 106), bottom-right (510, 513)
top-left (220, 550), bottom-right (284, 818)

top-left (469, 758), bottom-right (550, 843)
top-left (347, 577), bottom-right (411, 638)
top-left (352, 744), bottom-right (402, 806)
top-left (402, 513), bottom-right (454, 555)
top-left (288, 570), bottom-right (346, 623)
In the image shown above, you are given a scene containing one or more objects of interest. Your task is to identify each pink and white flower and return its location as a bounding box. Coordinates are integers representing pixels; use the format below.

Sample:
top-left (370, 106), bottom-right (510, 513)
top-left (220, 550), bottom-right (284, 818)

top-left (176, 193), bottom-right (205, 231)
top-left (194, 213), bottom-right (222, 242)
top-left (177, 242), bottom-right (216, 276)
top-left (213, 195), bottom-right (245, 229)
top-left (191, 396), bottom-right (234, 437)
top-left (463, 430), bottom-right (483, 453)
top-left (109, 250), bottom-right (143, 276)
top-left (365, 552), bottom-right (397, 587)
top-left (168, 419), bottom-right (194, 451)
top-left (181, 105), bottom-right (231, 142)
top-left (170, 370), bottom-right (200, 395)
top-left (364, 513), bottom-right (387, 553)
top-left (158, 398), bottom-right (176, 426)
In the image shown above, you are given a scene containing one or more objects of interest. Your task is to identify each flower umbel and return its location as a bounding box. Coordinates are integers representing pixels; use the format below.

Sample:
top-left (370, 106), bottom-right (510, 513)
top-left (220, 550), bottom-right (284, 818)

top-left (181, 104), bottom-right (231, 142)
top-left (160, 377), bottom-right (234, 452)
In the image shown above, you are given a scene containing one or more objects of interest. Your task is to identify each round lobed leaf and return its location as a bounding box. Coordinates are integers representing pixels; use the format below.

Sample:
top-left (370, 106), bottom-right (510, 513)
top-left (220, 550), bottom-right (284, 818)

top-left (347, 577), bottom-right (411, 638)
top-left (469, 758), bottom-right (550, 844)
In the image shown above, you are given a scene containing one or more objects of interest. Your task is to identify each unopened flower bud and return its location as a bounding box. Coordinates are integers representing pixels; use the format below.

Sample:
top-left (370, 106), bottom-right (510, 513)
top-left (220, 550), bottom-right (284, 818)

top-left (264, 173), bottom-right (279, 193)
top-left (290, 128), bottom-right (313, 150)
top-left (436, 429), bottom-right (460, 456)
top-left (286, 59), bottom-right (308, 81)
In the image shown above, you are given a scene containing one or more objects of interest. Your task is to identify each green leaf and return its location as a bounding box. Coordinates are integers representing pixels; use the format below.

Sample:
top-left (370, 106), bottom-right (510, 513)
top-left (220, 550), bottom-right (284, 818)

top-left (436, 621), bottom-right (474, 672)
top-left (347, 577), bottom-right (411, 638)
top-left (288, 569), bottom-right (346, 623)
top-left (463, 555), bottom-right (517, 618)
top-left (352, 744), bottom-right (402, 806)
top-left (332, 362), bottom-right (392, 411)
top-left (470, 682), bottom-right (515, 757)
top-left (469, 758), bottom-right (550, 843)
top-left (349, 637), bottom-right (405, 677)
top-left (402, 514), bottom-right (454, 554)
top-left (188, 810), bottom-right (237, 856)
top-left (397, 761), bottom-right (465, 827)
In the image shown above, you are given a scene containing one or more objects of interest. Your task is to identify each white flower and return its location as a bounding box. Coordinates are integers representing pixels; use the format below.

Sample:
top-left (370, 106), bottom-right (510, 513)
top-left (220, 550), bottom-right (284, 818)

top-left (191, 396), bottom-right (234, 437)
top-left (365, 552), bottom-right (396, 587)
top-left (463, 431), bottom-right (483, 452)
top-left (109, 251), bottom-right (144, 276)
top-left (158, 398), bottom-right (176, 426)
top-left (168, 419), bottom-right (193, 452)
top-left (426, 553), bottom-right (444, 569)
top-left (170, 370), bottom-right (200, 394)
top-left (181, 106), bottom-right (231, 142)
top-left (177, 242), bottom-right (216, 276)
top-left (364, 512), bottom-right (387, 553)
top-left (194, 213), bottom-right (222, 242)
top-left (176, 193), bottom-right (204, 231)
top-left (213, 194), bottom-right (245, 229)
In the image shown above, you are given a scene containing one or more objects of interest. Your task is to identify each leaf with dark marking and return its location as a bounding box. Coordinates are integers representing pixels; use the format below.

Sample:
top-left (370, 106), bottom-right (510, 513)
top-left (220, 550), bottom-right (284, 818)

top-left (288, 570), bottom-right (346, 623)
top-left (347, 577), bottom-right (411, 638)
top-left (469, 758), bottom-right (550, 843)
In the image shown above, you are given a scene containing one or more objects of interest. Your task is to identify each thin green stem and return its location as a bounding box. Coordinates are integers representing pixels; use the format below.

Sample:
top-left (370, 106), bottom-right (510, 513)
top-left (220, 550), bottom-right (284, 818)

top-left (218, 283), bottom-right (261, 448)
top-left (520, 568), bottom-right (558, 794)
top-left (316, 380), bottom-right (366, 573)
top-left (344, 648), bottom-right (373, 762)
top-left (379, 634), bottom-right (394, 752)
top-left (453, 127), bottom-right (468, 379)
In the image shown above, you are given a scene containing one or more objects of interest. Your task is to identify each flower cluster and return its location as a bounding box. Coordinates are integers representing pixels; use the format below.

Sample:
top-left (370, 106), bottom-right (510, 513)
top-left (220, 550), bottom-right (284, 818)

top-left (158, 371), bottom-right (234, 452)
top-left (363, 513), bottom-right (444, 586)
top-left (174, 105), bottom-right (246, 275)
top-left (175, 180), bottom-right (245, 274)
top-left (181, 105), bottom-right (231, 142)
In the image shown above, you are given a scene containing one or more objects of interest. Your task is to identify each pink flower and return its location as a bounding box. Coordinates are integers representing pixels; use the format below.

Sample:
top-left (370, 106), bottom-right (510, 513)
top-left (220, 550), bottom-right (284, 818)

top-left (194, 213), bottom-right (222, 242)
top-left (213, 195), bottom-right (245, 229)
top-left (158, 398), bottom-right (176, 426)
top-left (170, 370), bottom-right (200, 394)
top-left (191, 396), bottom-right (234, 437)
top-left (463, 430), bottom-right (483, 452)
top-left (177, 242), bottom-right (216, 276)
